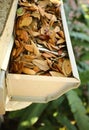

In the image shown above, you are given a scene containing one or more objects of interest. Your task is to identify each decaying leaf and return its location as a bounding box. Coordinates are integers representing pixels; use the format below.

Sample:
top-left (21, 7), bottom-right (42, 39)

top-left (16, 29), bottom-right (29, 42)
top-left (32, 59), bottom-right (50, 71)
top-left (49, 71), bottom-right (65, 77)
top-left (17, 14), bottom-right (32, 28)
top-left (38, 0), bottom-right (50, 8)
top-left (62, 59), bottom-right (72, 76)
top-left (31, 40), bottom-right (41, 56)
top-left (50, 0), bottom-right (61, 6)
top-left (22, 67), bottom-right (36, 75)
top-left (31, 11), bottom-right (40, 19)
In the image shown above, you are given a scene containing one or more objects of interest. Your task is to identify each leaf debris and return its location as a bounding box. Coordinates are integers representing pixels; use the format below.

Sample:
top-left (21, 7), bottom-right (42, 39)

top-left (9, 0), bottom-right (72, 77)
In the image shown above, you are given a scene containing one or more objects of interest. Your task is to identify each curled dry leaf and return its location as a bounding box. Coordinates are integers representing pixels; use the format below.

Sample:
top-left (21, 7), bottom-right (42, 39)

top-left (23, 44), bottom-right (34, 52)
top-left (32, 59), bottom-right (50, 71)
top-left (12, 48), bottom-right (17, 57)
top-left (16, 29), bottom-right (29, 42)
top-left (62, 59), bottom-right (72, 76)
top-left (17, 14), bottom-right (32, 28)
top-left (31, 11), bottom-right (40, 19)
top-left (49, 15), bottom-right (57, 26)
top-left (38, 0), bottom-right (50, 8)
top-left (15, 40), bottom-right (21, 48)
top-left (33, 66), bottom-right (41, 73)
top-left (31, 40), bottom-right (41, 56)
top-left (15, 46), bottom-right (24, 58)
top-left (49, 71), bottom-right (65, 77)
top-left (58, 30), bottom-right (65, 39)
top-left (54, 26), bottom-right (60, 32)
top-left (50, 0), bottom-right (61, 6)
top-left (22, 67), bottom-right (36, 75)
top-left (57, 39), bottom-right (65, 44)
top-left (42, 52), bottom-right (56, 58)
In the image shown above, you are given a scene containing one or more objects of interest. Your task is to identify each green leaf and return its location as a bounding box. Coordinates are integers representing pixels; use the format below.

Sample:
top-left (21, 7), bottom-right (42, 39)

top-left (49, 95), bottom-right (65, 110)
top-left (71, 39), bottom-right (89, 48)
top-left (56, 114), bottom-right (77, 130)
top-left (18, 103), bottom-right (48, 130)
top-left (39, 120), bottom-right (55, 130)
top-left (70, 31), bottom-right (89, 42)
top-left (80, 53), bottom-right (89, 61)
top-left (66, 90), bottom-right (89, 130)
top-left (8, 108), bottom-right (26, 119)
top-left (79, 70), bottom-right (89, 84)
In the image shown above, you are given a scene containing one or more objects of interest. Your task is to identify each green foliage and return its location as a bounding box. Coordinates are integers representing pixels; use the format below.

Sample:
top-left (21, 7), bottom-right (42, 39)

top-left (66, 90), bottom-right (89, 130)
top-left (56, 114), bottom-right (77, 130)
top-left (70, 31), bottom-right (89, 42)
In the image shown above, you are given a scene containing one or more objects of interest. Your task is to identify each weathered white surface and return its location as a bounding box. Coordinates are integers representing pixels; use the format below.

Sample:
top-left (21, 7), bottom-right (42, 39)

top-left (0, 0), bottom-right (18, 71)
top-left (0, 71), bottom-right (6, 114)
top-left (0, 0), bottom-right (13, 36)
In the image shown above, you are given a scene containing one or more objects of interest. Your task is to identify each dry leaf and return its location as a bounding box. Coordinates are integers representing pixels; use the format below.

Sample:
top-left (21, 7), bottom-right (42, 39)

top-left (50, 0), bottom-right (61, 6)
top-left (49, 71), bottom-right (65, 77)
top-left (58, 30), bottom-right (65, 38)
top-left (12, 48), bottom-right (17, 57)
top-left (17, 15), bottom-right (32, 28)
top-left (54, 26), bottom-right (60, 32)
top-left (15, 40), bottom-right (21, 48)
top-left (49, 15), bottom-right (57, 26)
top-left (62, 59), bottom-right (72, 76)
top-left (33, 66), bottom-right (41, 73)
top-left (38, 0), bottom-right (50, 8)
top-left (57, 39), bottom-right (65, 44)
top-left (14, 46), bottom-right (24, 58)
top-left (31, 11), bottom-right (40, 19)
top-left (32, 59), bottom-right (49, 71)
top-left (16, 29), bottom-right (29, 42)
top-left (31, 40), bottom-right (41, 56)
top-left (22, 67), bottom-right (36, 75)
top-left (23, 44), bottom-right (34, 52)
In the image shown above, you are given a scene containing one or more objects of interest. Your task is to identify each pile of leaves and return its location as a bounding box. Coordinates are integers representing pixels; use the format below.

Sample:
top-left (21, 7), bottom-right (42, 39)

top-left (9, 0), bottom-right (72, 77)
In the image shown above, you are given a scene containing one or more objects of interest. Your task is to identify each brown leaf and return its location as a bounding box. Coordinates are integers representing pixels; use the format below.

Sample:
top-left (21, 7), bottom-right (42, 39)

top-left (14, 46), bottom-right (24, 58)
top-left (38, 5), bottom-right (45, 17)
top-left (15, 40), bottom-right (21, 48)
top-left (57, 39), bottom-right (65, 44)
top-left (16, 29), bottom-right (29, 42)
top-left (62, 59), bottom-right (72, 76)
top-left (33, 66), bottom-right (41, 73)
top-left (54, 26), bottom-right (60, 32)
top-left (31, 11), bottom-right (40, 19)
top-left (58, 30), bottom-right (65, 39)
top-left (57, 58), bottom-right (64, 72)
top-left (23, 55), bottom-right (36, 60)
top-left (49, 15), bottom-right (57, 26)
top-left (12, 48), bottom-right (17, 57)
top-left (17, 14), bottom-right (32, 28)
top-left (32, 59), bottom-right (50, 71)
top-left (22, 67), bottom-right (36, 75)
top-left (23, 44), bottom-right (34, 52)
top-left (42, 52), bottom-right (54, 58)
top-left (31, 40), bottom-right (41, 56)
top-left (50, 0), bottom-right (61, 6)
top-left (49, 71), bottom-right (65, 77)
top-left (38, 0), bottom-right (50, 8)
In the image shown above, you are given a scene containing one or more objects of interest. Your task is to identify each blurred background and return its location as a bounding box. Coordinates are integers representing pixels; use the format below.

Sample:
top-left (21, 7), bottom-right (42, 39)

top-left (0, 0), bottom-right (89, 129)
